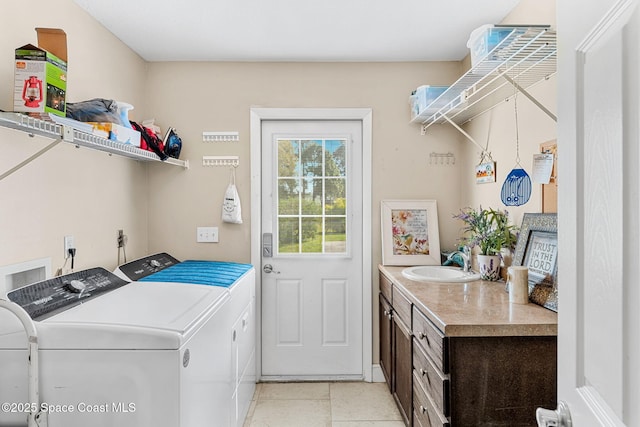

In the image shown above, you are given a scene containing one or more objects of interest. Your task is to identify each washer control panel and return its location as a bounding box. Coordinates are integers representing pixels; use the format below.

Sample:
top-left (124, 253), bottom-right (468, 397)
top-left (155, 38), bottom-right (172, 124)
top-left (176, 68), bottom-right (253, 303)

top-left (116, 252), bottom-right (180, 281)
top-left (7, 268), bottom-right (129, 320)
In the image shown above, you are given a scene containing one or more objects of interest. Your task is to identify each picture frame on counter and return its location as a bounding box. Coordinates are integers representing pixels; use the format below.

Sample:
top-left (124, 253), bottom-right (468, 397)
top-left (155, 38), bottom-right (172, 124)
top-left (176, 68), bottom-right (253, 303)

top-left (380, 199), bottom-right (441, 266)
top-left (513, 213), bottom-right (558, 312)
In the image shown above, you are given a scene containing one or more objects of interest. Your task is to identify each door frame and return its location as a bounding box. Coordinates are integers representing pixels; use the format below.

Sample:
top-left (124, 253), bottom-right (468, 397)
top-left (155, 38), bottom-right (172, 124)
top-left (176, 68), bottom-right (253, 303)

top-left (250, 108), bottom-right (373, 382)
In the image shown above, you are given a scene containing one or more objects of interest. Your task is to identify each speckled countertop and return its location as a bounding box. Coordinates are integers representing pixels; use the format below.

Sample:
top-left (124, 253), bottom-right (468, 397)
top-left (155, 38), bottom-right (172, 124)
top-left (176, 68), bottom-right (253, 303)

top-left (379, 265), bottom-right (557, 338)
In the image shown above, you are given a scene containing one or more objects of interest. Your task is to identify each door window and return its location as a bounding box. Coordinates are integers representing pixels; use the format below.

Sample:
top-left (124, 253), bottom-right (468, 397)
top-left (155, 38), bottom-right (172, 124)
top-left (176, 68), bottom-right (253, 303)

top-left (277, 138), bottom-right (347, 254)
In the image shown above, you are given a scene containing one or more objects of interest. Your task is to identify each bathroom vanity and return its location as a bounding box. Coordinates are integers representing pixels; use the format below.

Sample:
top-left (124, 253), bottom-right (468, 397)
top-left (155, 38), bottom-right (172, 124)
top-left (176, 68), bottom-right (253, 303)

top-left (378, 265), bottom-right (558, 427)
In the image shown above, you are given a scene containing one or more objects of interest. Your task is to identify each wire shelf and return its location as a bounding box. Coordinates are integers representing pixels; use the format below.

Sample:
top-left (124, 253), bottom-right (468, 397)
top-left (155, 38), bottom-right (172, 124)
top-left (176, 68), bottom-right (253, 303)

top-left (412, 26), bottom-right (557, 130)
top-left (0, 112), bottom-right (188, 168)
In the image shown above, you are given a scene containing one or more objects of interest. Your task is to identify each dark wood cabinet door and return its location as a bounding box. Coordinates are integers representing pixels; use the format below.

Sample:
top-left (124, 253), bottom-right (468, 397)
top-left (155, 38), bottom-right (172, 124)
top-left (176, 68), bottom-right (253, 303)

top-left (393, 315), bottom-right (412, 426)
top-left (379, 293), bottom-right (393, 390)
top-left (449, 336), bottom-right (557, 426)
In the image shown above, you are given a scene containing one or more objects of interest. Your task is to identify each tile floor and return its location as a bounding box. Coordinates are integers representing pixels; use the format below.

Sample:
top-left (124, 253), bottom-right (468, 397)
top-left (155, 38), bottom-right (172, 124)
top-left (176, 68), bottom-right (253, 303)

top-left (243, 382), bottom-right (405, 427)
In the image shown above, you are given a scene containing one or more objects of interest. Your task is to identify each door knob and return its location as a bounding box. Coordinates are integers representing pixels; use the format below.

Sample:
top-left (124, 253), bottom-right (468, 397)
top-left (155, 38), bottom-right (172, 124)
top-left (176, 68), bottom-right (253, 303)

top-left (263, 264), bottom-right (280, 274)
top-left (536, 401), bottom-right (572, 427)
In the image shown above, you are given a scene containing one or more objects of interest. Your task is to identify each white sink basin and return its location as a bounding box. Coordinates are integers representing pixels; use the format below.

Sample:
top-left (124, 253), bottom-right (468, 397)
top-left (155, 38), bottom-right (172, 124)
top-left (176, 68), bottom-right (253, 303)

top-left (401, 266), bottom-right (481, 283)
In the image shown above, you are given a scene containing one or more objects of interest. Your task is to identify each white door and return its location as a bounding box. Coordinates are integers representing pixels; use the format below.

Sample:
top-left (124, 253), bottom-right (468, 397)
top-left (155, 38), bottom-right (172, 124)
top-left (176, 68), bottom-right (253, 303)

top-left (552, 0), bottom-right (640, 426)
top-left (260, 119), bottom-right (363, 379)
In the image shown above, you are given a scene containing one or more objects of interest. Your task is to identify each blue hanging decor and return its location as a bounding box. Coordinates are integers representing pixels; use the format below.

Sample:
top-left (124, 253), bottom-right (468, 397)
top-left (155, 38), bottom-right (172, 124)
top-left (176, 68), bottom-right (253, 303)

top-left (501, 77), bottom-right (531, 207)
top-left (501, 167), bottom-right (531, 206)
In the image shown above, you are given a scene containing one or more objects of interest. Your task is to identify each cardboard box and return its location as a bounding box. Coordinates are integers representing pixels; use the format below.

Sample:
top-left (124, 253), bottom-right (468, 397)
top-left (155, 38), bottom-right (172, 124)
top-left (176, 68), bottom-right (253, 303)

top-left (90, 122), bottom-right (141, 147)
top-left (14, 28), bottom-right (67, 117)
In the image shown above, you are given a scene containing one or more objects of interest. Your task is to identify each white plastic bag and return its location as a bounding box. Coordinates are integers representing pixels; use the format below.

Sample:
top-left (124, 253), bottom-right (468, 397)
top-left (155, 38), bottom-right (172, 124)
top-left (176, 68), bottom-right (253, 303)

top-left (222, 169), bottom-right (242, 224)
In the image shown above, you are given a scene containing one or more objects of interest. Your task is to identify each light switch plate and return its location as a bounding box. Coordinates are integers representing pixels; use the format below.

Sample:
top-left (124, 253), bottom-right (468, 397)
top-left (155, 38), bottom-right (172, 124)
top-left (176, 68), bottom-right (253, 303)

top-left (197, 227), bottom-right (219, 243)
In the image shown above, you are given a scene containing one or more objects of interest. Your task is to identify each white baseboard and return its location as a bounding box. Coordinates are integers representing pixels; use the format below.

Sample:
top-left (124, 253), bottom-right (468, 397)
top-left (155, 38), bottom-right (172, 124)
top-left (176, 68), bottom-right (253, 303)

top-left (371, 364), bottom-right (385, 383)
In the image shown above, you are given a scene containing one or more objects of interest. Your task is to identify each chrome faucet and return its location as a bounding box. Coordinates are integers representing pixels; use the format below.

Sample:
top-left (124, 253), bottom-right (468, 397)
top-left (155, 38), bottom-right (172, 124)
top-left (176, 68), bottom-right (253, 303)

top-left (447, 246), bottom-right (471, 272)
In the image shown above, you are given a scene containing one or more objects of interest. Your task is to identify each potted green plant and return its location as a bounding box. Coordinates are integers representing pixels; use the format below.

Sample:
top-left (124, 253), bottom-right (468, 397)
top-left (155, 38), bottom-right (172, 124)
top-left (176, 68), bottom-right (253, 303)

top-left (453, 207), bottom-right (518, 281)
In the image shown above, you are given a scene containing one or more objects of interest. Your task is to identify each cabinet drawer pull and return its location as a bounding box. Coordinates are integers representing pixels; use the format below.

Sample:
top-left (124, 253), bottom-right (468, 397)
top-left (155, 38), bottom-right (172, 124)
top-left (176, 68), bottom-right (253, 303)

top-left (419, 368), bottom-right (432, 385)
top-left (420, 405), bottom-right (427, 414)
top-left (418, 331), bottom-right (429, 344)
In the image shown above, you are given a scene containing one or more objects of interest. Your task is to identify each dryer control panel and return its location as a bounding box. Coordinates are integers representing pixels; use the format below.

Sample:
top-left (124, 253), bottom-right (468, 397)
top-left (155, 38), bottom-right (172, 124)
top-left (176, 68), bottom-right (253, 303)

top-left (116, 252), bottom-right (180, 281)
top-left (7, 268), bottom-right (129, 320)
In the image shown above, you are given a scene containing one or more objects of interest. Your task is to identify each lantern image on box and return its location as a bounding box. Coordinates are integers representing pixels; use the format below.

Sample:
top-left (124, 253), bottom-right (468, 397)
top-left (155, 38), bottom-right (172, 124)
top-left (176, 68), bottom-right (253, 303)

top-left (22, 76), bottom-right (43, 108)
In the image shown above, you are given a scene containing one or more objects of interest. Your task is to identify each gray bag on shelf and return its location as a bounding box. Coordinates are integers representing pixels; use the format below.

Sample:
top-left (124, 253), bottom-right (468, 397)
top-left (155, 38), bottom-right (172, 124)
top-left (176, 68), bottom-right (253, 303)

top-left (65, 98), bottom-right (124, 125)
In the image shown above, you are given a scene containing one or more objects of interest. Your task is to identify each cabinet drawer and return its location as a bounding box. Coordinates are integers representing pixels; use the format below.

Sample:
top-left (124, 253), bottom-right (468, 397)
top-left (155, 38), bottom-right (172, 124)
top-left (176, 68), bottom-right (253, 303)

top-left (379, 272), bottom-right (392, 302)
top-left (413, 307), bottom-right (447, 373)
top-left (413, 371), bottom-right (450, 427)
top-left (392, 286), bottom-right (412, 328)
top-left (413, 339), bottom-right (449, 416)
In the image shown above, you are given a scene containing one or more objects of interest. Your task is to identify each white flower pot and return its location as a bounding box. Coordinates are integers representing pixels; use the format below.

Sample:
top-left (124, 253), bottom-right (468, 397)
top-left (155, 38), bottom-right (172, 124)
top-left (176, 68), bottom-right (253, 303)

top-left (477, 254), bottom-right (501, 281)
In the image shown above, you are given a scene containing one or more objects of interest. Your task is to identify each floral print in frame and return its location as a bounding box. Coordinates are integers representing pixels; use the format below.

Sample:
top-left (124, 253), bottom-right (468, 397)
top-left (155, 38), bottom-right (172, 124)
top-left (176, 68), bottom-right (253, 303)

top-left (381, 200), bottom-right (441, 266)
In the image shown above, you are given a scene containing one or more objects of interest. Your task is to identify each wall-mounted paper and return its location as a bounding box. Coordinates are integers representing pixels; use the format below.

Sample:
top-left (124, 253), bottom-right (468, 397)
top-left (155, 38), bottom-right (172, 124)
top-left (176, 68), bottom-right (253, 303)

top-left (532, 153), bottom-right (554, 184)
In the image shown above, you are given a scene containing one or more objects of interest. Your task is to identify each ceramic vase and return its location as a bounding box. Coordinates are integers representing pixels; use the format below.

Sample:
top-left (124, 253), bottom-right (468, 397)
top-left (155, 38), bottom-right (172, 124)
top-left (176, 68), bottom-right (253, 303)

top-left (477, 254), bottom-right (501, 281)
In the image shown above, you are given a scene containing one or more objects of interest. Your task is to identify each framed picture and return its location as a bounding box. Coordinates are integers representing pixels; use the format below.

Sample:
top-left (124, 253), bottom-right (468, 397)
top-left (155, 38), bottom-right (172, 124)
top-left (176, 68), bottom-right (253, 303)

top-left (513, 213), bottom-right (558, 311)
top-left (476, 161), bottom-right (497, 184)
top-left (381, 200), bottom-right (441, 266)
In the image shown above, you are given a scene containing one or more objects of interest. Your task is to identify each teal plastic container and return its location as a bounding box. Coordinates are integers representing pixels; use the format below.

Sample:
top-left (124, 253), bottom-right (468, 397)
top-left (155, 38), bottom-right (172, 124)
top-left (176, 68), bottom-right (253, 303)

top-left (467, 25), bottom-right (516, 67)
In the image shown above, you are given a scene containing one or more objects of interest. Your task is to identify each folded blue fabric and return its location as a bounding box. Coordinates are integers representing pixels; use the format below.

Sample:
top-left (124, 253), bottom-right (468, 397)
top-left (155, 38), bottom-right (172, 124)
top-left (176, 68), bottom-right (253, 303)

top-left (442, 253), bottom-right (465, 268)
top-left (139, 260), bottom-right (253, 288)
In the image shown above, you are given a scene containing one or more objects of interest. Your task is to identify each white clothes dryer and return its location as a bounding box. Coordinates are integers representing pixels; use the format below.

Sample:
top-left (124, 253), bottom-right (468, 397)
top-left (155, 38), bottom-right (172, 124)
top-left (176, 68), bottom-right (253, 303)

top-left (0, 267), bottom-right (233, 427)
top-left (114, 253), bottom-right (256, 427)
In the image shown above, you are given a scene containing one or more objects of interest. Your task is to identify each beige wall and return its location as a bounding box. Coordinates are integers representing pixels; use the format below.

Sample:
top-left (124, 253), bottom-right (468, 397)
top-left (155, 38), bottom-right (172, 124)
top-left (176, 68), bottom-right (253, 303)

top-left (460, 78), bottom-right (556, 226)
top-left (144, 61), bottom-right (464, 265)
top-left (0, 0), bottom-right (555, 372)
top-left (0, 0), bottom-right (149, 273)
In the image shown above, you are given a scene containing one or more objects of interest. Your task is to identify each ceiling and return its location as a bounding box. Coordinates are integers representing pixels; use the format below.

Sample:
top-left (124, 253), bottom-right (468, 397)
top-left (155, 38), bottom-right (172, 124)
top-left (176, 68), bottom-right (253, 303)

top-left (73, 0), bottom-right (521, 62)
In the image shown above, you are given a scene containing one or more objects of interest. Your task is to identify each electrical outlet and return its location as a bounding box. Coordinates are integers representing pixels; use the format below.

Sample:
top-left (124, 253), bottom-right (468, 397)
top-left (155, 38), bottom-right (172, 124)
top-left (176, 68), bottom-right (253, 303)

top-left (64, 235), bottom-right (75, 258)
top-left (117, 229), bottom-right (125, 248)
top-left (197, 227), bottom-right (219, 243)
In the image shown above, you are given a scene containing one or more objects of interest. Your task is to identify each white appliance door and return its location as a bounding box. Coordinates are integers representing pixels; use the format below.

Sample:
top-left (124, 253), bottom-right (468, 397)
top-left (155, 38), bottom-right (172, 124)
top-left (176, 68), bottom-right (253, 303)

top-left (261, 119), bottom-right (363, 378)
top-left (553, 0), bottom-right (640, 426)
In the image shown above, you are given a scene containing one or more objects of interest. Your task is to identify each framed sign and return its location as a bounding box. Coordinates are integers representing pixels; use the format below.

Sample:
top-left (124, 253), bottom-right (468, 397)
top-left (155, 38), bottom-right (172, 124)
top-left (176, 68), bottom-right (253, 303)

top-left (476, 161), bottom-right (497, 183)
top-left (513, 213), bottom-right (558, 311)
top-left (380, 200), bottom-right (441, 266)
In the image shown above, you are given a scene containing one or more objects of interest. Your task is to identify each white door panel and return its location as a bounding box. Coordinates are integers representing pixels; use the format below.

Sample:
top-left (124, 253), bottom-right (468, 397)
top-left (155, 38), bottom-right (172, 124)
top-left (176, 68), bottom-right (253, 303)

top-left (261, 120), bottom-right (363, 378)
top-left (555, 0), bottom-right (640, 426)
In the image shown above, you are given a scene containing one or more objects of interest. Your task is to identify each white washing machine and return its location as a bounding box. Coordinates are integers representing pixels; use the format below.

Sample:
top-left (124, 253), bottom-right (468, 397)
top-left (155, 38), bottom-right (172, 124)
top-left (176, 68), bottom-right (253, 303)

top-left (114, 253), bottom-right (256, 427)
top-left (0, 267), bottom-right (233, 427)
